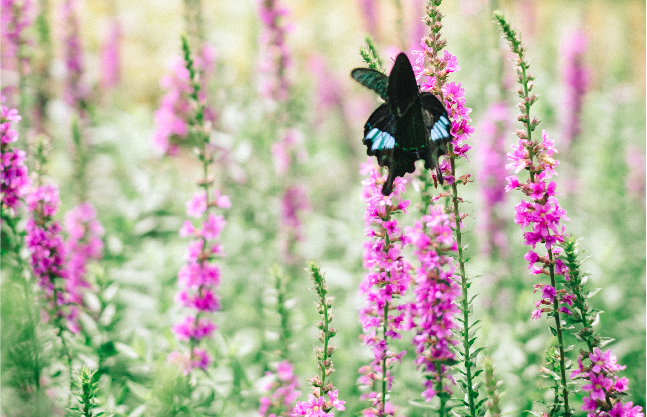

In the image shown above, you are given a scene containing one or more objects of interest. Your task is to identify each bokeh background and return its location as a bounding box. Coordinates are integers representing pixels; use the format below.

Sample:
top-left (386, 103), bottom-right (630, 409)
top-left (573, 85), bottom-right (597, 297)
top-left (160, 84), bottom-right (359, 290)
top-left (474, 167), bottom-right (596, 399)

top-left (2, 0), bottom-right (645, 415)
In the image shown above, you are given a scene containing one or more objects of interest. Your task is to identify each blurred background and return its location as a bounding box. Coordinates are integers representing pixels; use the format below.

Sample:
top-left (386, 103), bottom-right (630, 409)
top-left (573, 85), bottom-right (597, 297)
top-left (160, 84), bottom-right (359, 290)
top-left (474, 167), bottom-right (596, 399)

top-left (1, 0), bottom-right (645, 415)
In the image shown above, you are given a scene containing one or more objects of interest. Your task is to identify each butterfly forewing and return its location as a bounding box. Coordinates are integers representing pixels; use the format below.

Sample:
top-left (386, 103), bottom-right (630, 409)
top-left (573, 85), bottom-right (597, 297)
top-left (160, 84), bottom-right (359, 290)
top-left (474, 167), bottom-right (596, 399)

top-left (351, 68), bottom-right (389, 101)
top-left (387, 53), bottom-right (419, 119)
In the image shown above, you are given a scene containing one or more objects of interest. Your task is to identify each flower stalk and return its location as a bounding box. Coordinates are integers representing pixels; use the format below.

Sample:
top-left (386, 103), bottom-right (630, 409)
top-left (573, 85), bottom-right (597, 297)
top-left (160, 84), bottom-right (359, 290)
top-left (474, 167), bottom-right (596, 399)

top-left (413, 1), bottom-right (479, 414)
top-left (293, 261), bottom-right (345, 416)
top-left (495, 10), bottom-right (572, 416)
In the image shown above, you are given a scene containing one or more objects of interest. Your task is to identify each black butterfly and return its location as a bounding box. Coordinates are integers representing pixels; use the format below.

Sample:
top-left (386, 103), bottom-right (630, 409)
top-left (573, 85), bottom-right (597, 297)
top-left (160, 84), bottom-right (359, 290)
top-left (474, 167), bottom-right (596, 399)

top-left (351, 53), bottom-right (452, 196)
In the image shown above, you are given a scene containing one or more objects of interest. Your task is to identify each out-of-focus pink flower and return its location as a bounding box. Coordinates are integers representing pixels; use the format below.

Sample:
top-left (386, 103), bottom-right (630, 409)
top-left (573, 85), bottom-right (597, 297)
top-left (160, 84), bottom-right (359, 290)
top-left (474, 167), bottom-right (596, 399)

top-left (560, 29), bottom-right (590, 148)
top-left (153, 45), bottom-right (217, 155)
top-left (100, 19), bottom-right (122, 91)
top-left (625, 145), bottom-right (645, 203)
top-left (477, 101), bottom-right (509, 256)
top-left (257, 0), bottom-right (292, 101)
top-left (259, 360), bottom-right (301, 417)
top-left (64, 202), bottom-right (104, 304)
top-left (0, 0), bottom-right (34, 101)
top-left (62, 0), bottom-right (90, 110)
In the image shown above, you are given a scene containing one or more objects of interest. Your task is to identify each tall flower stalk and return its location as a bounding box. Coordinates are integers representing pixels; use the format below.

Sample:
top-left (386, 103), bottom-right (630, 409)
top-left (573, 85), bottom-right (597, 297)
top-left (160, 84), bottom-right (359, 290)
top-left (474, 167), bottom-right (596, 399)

top-left (412, 1), bottom-right (479, 414)
top-left (406, 205), bottom-right (460, 411)
top-left (495, 10), bottom-right (572, 416)
top-left (258, 267), bottom-right (300, 417)
top-left (168, 36), bottom-right (229, 375)
top-left (293, 261), bottom-right (345, 416)
top-left (560, 237), bottom-right (644, 416)
top-left (358, 163), bottom-right (411, 416)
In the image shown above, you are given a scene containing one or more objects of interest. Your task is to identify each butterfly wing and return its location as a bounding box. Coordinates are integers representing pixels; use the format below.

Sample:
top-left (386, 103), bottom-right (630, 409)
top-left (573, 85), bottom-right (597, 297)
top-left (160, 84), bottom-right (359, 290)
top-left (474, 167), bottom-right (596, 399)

top-left (351, 68), bottom-right (388, 101)
top-left (363, 103), bottom-right (397, 161)
top-left (387, 53), bottom-right (419, 119)
top-left (420, 92), bottom-right (453, 183)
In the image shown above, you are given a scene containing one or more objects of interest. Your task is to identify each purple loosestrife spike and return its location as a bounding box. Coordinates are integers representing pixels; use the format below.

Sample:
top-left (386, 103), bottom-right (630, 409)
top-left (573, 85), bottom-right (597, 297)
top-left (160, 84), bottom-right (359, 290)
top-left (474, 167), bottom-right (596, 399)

top-left (257, 0), bottom-right (292, 102)
top-left (477, 102), bottom-right (509, 256)
top-left (0, 0), bottom-right (33, 101)
top-left (152, 45), bottom-right (217, 155)
top-left (61, 0), bottom-right (89, 111)
top-left (169, 187), bottom-right (229, 375)
top-left (25, 183), bottom-right (81, 333)
top-left (358, 162), bottom-right (411, 416)
top-left (279, 184), bottom-right (310, 263)
top-left (560, 30), bottom-right (590, 148)
top-left (64, 202), bottom-right (104, 305)
top-left (405, 205), bottom-right (460, 402)
top-left (1, 98), bottom-right (30, 213)
top-left (259, 360), bottom-right (301, 417)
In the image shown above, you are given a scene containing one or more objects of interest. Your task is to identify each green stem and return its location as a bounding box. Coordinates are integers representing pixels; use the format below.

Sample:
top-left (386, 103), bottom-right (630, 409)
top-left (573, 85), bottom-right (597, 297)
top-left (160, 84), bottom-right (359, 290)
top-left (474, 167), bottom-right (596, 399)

top-left (320, 295), bottom-right (329, 391)
top-left (450, 147), bottom-right (476, 417)
top-left (548, 250), bottom-right (571, 416)
top-left (381, 299), bottom-right (389, 416)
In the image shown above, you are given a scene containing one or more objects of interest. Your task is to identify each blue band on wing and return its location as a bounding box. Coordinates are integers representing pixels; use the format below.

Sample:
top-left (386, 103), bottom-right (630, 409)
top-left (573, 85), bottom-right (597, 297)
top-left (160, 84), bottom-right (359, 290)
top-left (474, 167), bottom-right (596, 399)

top-left (429, 115), bottom-right (452, 142)
top-left (366, 128), bottom-right (396, 151)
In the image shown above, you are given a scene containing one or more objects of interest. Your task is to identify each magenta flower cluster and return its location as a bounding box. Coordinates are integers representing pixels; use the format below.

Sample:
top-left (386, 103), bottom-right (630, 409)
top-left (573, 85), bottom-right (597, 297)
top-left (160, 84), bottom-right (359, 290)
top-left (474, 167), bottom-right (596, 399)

top-left (1, 101), bottom-right (30, 212)
top-left (64, 202), bottom-right (104, 305)
top-left (169, 188), bottom-right (230, 374)
top-left (571, 348), bottom-right (644, 417)
top-left (505, 130), bottom-right (571, 317)
top-left (62, 0), bottom-right (89, 110)
top-left (258, 360), bottom-right (301, 417)
top-left (153, 45), bottom-right (217, 155)
top-left (560, 30), bottom-right (590, 147)
top-left (405, 205), bottom-right (460, 401)
top-left (477, 101), bottom-right (509, 255)
top-left (25, 184), bottom-right (80, 334)
top-left (257, 0), bottom-right (292, 101)
top-left (357, 162), bottom-right (411, 415)
top-left (293, 390), bottom-right (345, 417)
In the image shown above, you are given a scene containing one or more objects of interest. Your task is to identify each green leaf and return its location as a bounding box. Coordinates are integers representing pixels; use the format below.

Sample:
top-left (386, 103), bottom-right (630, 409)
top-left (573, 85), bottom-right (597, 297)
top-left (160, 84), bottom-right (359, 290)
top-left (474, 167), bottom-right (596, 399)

top-left (549, 326), bottom-right (557, 336)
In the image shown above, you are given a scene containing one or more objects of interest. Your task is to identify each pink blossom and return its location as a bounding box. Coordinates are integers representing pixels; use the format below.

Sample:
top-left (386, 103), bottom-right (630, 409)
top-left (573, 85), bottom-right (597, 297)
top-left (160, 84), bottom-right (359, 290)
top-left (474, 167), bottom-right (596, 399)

top-left (152, 46), bottom-right (217, 155)
top-left (64, 202), bottom-right (104, 304)
top-left (477, 101), bottom-right (510, 255)
top-left (560, 30), bottom-right (590, 147)
top-left (259, 360), bottom-right (301, 417)
top-left (171, 187), bottom-right (229, 373)
top-left (1, 100), bottom-right (30, 211)
top-left (257, 0), bottom-right (292, 101)
top-left (61, 0), bottom-right (90, 110)
top-left (0, 0), bottom-right (33, 101)
top-left (100, 19), bottom-right (121, 91)
top-left (25, 184), bottom-right (80, 333)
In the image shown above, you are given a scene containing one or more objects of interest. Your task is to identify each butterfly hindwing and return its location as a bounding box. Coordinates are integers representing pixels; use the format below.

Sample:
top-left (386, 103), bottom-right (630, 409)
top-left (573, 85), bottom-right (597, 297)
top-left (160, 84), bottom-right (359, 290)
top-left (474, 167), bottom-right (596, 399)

top-left (420, 92), bottom-right (452, 180)
top-left (351, 68), bottom-right (388, 101)
top-left (387, 53), bottom-right (419, 119)
top-left (363, 103), bottom-right (397, 160)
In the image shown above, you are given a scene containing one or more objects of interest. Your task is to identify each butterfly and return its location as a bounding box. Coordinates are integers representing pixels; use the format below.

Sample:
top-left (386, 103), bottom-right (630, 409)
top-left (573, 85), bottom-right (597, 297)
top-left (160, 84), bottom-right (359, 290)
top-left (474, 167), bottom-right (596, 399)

top-left (351, 52), bottom-right (452, 196)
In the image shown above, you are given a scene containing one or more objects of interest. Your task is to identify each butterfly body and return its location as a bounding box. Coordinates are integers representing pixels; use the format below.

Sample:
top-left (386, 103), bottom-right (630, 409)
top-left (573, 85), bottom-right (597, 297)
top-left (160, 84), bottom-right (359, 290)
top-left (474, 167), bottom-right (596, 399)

top-left (351, 53), bottom-right (452, 195)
